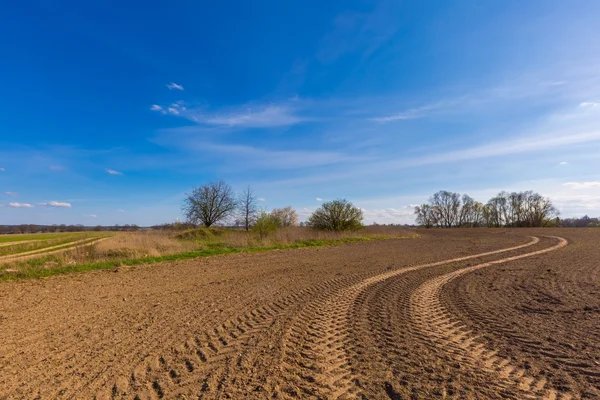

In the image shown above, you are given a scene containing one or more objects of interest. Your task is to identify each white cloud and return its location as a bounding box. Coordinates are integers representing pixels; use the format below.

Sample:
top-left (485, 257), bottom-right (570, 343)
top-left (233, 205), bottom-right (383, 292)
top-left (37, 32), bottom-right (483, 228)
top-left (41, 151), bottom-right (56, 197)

top-left (370, 104), bottom-right (436, 122)
top-left (40, 201), bottom-right (72, 208)
top-left (257, 198), bottom-right (266, 202)
top-left (150, 104), bottom-right (163, 111)
top-left (117, 209), bottom-right (125, 212)
top-left (84, 214), bottom-right (98, 218)
top-left (185, 143), bottom-right (366, 169)
top-left (579, 101), bottom-right (600, 108)
top-left (359, 207), bottom-right (415, 225)
top-left (559, 161), bottom-right (569, 165)
top-left (4, 192), bottom-right (17, 197)
top-left (0, 167), bottom-right (5, 171)
top-left (167, 107), bottom-right (180, 115)
top-left (199, 105), bottom-right (304, 128)
top-left (106, 168), bottom-right (123, 175)
top-left (316, 197), bottom-right (323, 202)
top-left (7, 202), bottom-right (34, 208)
top-left (563, 181), bottom-right (600, 189)
top-left (166, 82), bottom-right (184, 91)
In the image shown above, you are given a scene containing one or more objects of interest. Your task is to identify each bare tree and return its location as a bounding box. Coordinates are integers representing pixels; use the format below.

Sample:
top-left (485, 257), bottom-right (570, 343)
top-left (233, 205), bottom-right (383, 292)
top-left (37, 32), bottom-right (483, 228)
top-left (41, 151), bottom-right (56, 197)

top-left (414, 204), bottom-right (436, 228)
top-left (271, 206), bottom-right (299, 227)
top-left (237, 186), bottom-right (258, 231)
top-left (182, 180), bottom-right (237, 227)
top-left (308, 199), bottom-right (363, 231)
top-left (429, 191), bottom-right (461, 228)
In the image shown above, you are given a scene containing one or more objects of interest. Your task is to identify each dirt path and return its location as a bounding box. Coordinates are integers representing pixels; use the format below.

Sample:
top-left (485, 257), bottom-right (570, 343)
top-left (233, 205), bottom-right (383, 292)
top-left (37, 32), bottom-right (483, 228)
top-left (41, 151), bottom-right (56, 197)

top-left (0, 236), bottom-right (108, 263)
top-left (1, 230), bottom-right (597, 399)
top-left (0, 240), bottom-right (40, 248)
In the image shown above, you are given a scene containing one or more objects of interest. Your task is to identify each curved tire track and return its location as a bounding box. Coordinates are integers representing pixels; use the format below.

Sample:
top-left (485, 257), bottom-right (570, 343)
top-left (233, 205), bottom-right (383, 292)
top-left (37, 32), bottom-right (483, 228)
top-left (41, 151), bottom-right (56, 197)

top-left (411, 236), bottom-right (569, 399)
top-left (278, 237), bottom-right (541, 398)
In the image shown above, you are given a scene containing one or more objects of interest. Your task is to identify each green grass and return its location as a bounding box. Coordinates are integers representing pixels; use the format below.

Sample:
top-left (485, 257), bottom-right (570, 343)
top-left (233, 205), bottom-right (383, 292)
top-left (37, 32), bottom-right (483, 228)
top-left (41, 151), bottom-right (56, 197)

top-left (0, 232), bottom-right (89, 243)
top-left (0, 233), bottom-right (109, 256)
top-left (0, 234), bottom-right (419, 281)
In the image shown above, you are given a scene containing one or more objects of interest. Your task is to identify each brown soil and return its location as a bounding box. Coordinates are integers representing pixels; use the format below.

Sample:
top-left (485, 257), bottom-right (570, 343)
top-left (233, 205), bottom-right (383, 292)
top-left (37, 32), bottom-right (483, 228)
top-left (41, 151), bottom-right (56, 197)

top-left (0, 229), bottom-right (597, 399)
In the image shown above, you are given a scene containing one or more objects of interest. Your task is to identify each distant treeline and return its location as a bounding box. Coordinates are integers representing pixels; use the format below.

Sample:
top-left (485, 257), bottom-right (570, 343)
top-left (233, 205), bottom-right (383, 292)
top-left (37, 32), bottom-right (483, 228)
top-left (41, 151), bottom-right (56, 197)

top-left (414, 190), bottom-right (560, 228)
top-left (560, 215), bottom-right (600, 228)
top-left (0, 224), bottom-right (142, 235)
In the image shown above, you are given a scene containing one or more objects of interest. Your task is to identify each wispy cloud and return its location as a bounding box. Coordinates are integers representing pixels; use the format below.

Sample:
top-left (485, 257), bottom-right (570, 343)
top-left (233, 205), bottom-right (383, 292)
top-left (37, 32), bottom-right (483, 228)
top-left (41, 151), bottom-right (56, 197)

top-left (39, 201), bottom-right (72, 208)
top-left (177, 142), bottom-right (367, 169)
top-left (563, 181), bottom-right (600, 189)
top-left (150, 104), bottom-right (163, 111)
top-left (191, 104), bottom-right (305, 128)
top-left (49, 165), bottom-right (65, 171)
top-left (84, 214), bottom-right (98, 218)
top-left (317, 1), bottom-right (401, 64)
top-left (559, 161), bottom-right (569, 165)
top-left (580, 101), bottom-right (600, 109)
top-left (0, 167), bottom-right (5, 171)
top-left (7, 202), bottom-right (34, 208)
top-left (166, 82), bottom-right (184, 91)
top-left (117, 209), bottom-right (125, 212)
top-left (106, 168), bottom-right (123, 175)
top-left (370, 104), bottom-right (438, 123)
top-left (4, 192), bottom-right (17, 197)
top-left (316, 197), bottom-right (323, 202)
top-left (257, 198), bottom-right (266, 202)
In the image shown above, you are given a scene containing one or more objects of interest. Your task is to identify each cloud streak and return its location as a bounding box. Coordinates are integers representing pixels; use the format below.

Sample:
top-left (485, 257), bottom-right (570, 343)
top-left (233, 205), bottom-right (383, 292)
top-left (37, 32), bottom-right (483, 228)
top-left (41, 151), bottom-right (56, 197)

top-left (563, 181), bottom-right (600, 189)
top-left (7, 202), bottom-right (34, 208)
top-left (106, 168), bottom-right (123, 175)
top-left (39, 201), bottom-right (72, 208)
top-left (166, 82), bottom-right (184, 90)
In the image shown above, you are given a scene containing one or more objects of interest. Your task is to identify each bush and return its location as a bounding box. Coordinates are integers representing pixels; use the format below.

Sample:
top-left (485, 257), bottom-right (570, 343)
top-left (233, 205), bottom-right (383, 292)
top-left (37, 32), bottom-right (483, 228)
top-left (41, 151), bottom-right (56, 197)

top-left (308, 199), bottom-right (363, 231)
top-left (252, 212), bottom-right (281, 241)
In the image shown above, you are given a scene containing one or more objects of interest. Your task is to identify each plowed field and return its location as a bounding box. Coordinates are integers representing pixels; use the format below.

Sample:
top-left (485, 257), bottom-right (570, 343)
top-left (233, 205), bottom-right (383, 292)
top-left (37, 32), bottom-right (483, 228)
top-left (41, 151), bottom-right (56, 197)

top-left (1, 229), bottom-right (598, 399)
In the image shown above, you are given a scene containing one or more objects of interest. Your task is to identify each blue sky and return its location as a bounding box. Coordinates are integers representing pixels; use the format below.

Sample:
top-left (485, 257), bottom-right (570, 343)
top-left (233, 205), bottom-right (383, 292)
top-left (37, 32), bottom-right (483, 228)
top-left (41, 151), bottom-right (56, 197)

top-left (1, 0), bottom-right (600, 225)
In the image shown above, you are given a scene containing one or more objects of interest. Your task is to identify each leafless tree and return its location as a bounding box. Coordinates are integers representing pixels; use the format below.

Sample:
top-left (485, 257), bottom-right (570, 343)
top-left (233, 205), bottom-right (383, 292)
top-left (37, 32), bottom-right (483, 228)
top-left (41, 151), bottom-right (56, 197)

top-left (237, 186), bottom-right (258, 231)
top-left (419, 189), bottom-right (557, 228)
top-left (414, 204), bottom-right (436, 228)
top-left (429, 191), bottom-right (461, 228)
top-left (182, 180), bottom-right (237, 227)
top-left (271, 206), bottom-right (299, 227)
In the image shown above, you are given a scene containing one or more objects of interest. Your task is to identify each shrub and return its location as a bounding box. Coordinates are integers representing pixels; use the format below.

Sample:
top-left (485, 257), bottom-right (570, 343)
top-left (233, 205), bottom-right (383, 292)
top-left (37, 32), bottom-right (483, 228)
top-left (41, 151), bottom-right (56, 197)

top-left (252, 212), bottom-right (281, 241)
top-left (308, 199), bottom-right (363, 231)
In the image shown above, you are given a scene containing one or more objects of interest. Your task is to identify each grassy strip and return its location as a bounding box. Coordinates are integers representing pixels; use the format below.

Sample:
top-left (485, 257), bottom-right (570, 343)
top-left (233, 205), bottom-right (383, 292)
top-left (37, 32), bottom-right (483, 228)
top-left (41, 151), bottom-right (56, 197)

top-left (0, 232), bottom-right (101, 243)
top-left (0, 236), bottom-right (87, 256)
top-left (0, 234), bottom-right (419, 281)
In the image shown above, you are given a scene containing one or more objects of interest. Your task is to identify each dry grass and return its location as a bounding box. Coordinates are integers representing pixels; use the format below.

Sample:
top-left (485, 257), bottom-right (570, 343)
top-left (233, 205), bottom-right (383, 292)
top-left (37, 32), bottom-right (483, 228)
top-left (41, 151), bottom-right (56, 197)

top-left (1, 226), bottom-right (418, 280)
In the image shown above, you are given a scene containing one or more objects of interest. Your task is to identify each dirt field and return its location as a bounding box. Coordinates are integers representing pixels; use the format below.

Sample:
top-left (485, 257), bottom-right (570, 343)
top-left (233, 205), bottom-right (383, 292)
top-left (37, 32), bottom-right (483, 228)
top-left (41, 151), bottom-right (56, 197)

top-left (0, 229), bottom-right (598, 399)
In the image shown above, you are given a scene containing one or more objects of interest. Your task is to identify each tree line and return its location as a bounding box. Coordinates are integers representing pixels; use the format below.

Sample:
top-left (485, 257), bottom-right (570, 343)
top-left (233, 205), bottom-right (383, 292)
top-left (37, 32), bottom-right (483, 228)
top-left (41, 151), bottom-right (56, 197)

top-left (0, 224), bottom-right (140, 234)
top-left (414, 190), bottom-right (559, 228)
top-left (560, 215), bottom-right (600, 228)
top-left (182, 180), bottom-right (364, 232)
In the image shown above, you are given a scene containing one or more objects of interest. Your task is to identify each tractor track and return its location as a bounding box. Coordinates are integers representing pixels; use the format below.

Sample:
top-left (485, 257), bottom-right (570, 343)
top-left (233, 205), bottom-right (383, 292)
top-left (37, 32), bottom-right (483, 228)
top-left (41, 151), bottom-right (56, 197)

top-left (3, 230), bottom-right (598, 399)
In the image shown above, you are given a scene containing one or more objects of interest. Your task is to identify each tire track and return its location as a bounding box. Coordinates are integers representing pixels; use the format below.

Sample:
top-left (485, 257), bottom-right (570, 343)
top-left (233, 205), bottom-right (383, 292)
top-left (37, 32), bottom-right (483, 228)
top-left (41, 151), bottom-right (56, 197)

top-left (278, 237), bottom-right (541, 398)
top-left (79, 274), bottom-right (371, 399)
top-left (99, 237), bottom-right (540, 399)
top-left (411, 236), bottom-right (569, 399)
top-left (0, 236), bottom-right (108, 263)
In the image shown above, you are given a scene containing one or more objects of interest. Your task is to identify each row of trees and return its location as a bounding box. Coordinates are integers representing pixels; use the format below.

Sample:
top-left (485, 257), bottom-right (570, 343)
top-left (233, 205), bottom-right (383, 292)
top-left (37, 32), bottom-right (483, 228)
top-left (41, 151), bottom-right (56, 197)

top-left (414, 190), bottom-right (559, 228)
top-left (0, 224), bottom-right (140, 234)
top-left (182, 181), bottom-right (364, 231)
top-left (560, 215), bottom-right (600, 228)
